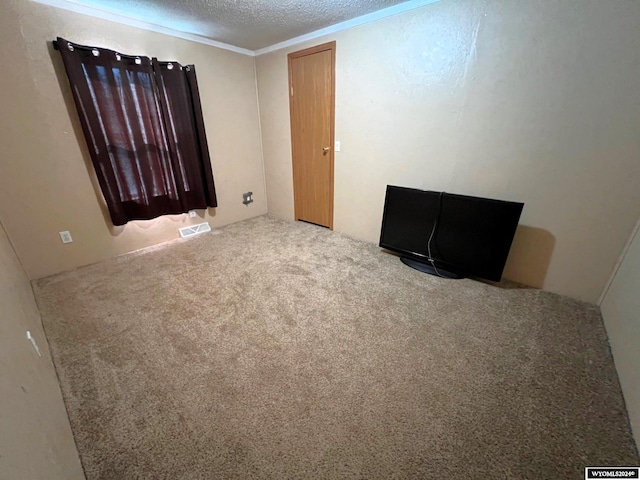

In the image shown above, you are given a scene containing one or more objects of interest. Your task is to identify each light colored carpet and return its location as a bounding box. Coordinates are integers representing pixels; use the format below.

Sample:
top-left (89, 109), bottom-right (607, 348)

top-left (34, 215), bottom-right (638, 479)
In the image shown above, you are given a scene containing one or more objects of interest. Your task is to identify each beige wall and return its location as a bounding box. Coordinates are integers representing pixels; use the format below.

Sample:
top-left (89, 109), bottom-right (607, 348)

top-left (255, 0), bottom-right (640, 303)
top-left (601, 218), bottom-right (640, 446)
top-left (0, 218), bottom-right (85, 479)
top-left (0, 0), bottom-right (266, 280)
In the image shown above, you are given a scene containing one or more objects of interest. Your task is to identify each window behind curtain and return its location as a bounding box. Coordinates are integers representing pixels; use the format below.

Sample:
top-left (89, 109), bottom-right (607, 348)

top-left (56, 37), bottom-right (217, 226)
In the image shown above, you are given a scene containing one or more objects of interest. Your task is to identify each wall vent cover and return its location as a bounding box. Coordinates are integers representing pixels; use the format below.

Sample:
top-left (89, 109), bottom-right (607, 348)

top-left (179, 222), bottom-right (212, 238)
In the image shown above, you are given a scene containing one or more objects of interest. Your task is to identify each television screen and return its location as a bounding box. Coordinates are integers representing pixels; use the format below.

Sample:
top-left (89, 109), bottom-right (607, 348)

top-left (379, 186), bottom-right (524, 281)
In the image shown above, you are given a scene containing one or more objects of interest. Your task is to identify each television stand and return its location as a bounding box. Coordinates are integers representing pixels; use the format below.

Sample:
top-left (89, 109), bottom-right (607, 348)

top-left (400, 257), bottom-right (464, 279)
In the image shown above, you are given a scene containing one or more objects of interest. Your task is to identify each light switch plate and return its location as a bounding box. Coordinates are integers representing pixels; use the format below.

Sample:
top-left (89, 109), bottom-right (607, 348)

top-left (335, 140), bottom-right (341, 152)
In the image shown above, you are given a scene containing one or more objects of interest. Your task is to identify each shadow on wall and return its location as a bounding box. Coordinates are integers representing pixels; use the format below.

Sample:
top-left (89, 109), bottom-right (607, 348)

top-left (501, 225), bottom-right (556, 289)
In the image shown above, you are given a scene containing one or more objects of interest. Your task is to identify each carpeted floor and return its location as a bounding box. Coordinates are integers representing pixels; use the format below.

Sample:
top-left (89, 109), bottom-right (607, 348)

top-left (34, 215), bottom-right (638, 479)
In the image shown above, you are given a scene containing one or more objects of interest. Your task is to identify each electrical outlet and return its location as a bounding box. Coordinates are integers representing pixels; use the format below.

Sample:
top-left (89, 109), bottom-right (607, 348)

top-left (242, 191), bottom-right (254, 206)
top-left (59, 231), bottom-right (73, 244)
top-left (188, 210), bottom-right (197, 218)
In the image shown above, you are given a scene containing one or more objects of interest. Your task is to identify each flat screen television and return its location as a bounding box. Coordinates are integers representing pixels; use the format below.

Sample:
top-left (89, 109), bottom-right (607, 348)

top-left (379, 186), bottom-right (524, 281)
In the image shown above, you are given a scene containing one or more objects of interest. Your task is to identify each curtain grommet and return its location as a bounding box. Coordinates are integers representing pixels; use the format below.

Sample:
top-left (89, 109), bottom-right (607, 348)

top-left (135, 57), bottom-right (142, 65)
top-left (115, 53), bottom-right (121, 61)
top-left (67, 43), bottom-right (74, 51)
top-left (92, 49), bottom-right (100, 57)
top-left (167, 63), bottom-right (174, 70)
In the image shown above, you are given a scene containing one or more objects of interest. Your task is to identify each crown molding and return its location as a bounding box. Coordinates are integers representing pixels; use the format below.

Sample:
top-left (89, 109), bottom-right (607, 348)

top-left (254, 0), bottom-right (442, 56)
top-left (33, 0), bottom-right (441, 57)
top-left (32, 0), bottom-right (255, 56)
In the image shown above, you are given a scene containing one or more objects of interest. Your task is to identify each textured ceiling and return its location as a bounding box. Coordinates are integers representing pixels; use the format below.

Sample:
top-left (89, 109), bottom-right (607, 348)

top-left (64, 0), bottom-right (410, 50)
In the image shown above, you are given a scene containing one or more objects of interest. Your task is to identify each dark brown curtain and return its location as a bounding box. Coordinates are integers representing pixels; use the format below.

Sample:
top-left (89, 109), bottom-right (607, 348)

top-left (56, 37), bottom-right (217, 226)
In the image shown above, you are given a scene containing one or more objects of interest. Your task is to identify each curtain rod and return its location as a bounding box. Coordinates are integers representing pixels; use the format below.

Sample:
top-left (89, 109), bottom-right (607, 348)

top-left (51, 39), bottom-right (190, 69)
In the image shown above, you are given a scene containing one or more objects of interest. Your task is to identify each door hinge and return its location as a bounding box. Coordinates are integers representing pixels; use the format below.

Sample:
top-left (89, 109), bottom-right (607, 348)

top-left (290, 87), bottom-right (293, 96)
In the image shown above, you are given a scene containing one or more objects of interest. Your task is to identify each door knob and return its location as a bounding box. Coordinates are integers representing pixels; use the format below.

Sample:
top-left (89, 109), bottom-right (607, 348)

top-left (322, 146), bottom-right (331, 152)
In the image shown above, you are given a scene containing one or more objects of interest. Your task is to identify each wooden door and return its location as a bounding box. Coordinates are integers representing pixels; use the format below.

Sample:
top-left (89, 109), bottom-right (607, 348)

top-left (288, 42), bottom-right (336, 229)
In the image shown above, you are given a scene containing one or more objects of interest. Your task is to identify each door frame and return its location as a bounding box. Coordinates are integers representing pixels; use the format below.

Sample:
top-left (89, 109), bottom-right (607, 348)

top-left (287, 41), bottom-right (336, 230)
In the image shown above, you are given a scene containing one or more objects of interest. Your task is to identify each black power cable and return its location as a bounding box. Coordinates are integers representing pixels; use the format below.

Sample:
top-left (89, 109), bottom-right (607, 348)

top-left (426, 191), bottom-right (446, 277)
